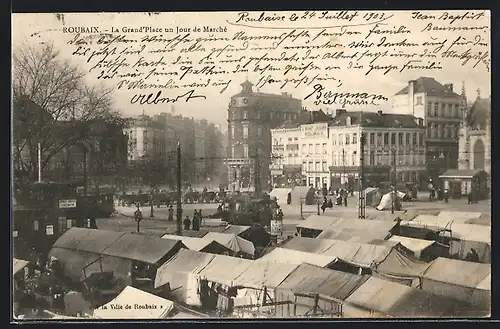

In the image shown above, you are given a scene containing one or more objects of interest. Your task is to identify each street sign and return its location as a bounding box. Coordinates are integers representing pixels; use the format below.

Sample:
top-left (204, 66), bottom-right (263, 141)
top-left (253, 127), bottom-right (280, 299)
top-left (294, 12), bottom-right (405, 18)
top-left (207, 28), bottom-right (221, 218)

top-left (58, 199), bottom-right (77, 209)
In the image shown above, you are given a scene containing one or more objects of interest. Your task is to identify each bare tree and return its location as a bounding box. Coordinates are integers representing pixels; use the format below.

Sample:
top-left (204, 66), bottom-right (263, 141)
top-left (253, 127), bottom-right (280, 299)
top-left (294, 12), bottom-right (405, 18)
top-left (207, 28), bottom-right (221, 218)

top-left (12, 42), bottom-right (123, 184)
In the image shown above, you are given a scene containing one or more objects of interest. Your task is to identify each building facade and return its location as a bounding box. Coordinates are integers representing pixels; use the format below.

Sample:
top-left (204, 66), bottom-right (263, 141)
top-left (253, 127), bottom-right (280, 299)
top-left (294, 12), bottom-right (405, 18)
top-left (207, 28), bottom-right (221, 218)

top-left (270, 109), bottom-right (426, 191)
top-left (392, 77), bottom-right (462, 181)
top-left (226, 80), bottom-right (302, 192)
top-left (123, 114), bottom-right (166, 186)
top-left (329, 110), bottom-right (426, 190)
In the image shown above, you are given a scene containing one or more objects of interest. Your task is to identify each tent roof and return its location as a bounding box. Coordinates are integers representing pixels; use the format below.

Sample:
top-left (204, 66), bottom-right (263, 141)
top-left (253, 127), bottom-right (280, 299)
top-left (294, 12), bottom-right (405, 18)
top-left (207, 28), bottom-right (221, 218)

top-left (161, 234), bottom-right (224, 252)
top-left (388, 236), bottom-right (436, 254)
top-left (94, 286), bottom-right (174, 319)
top-left (196, 254), bottom-right (253, 287)
top-left (155, 249), bottom-right (215, 288)
top-left (232, 261), bottom-right (299, 289)
top-left (316, 219), bottom-right (396, 243)
top-left (53, 228), bottom-right (125, 254)
top-left (374, 248), bottom-right (432, 278)
top-left (13, 258), bottom-right (29, 276)
top-left (345, 276), bottom-right (462, 317)
top-left (476, 273), bottom-right (491, 291)
top-left (438, 211), bottom-right (482, 223)
top-left (49, 247), bottom-right (103, 282)
top-left (320, 239), bottom-right (395, 268)
top-left (422, 257), bottom-right (491, 289)
top-left (281, 236), bottom-right (336, 254)
top-left (297, 215), bottom-right (344, 231)
top-left (202, 232), bottom-right (255, 255)
top-left (276, 263), bottom-right (367, 300)
top-left (282, 236), bottom-right (395, 268)
top-left (102, 234), bottom-right (184, 264)
top-left (446, 223), bottom-right (490, 245)
top-left (257, 247), bottom-right (337, 268)
top-left (402, 219), bottom-right (491, 245)
top-left (221, 225), bottom-right (251, 236)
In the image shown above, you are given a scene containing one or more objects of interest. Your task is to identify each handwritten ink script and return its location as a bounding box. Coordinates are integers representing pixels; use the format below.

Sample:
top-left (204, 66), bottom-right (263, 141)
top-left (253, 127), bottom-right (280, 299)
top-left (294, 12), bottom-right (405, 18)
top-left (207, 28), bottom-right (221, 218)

top-left (17, 10), bottom-right (490, 109)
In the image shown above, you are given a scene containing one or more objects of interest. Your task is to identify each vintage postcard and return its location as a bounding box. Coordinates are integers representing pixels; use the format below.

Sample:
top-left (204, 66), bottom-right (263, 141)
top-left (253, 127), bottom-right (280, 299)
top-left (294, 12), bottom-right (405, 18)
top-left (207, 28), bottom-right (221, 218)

top-left (12, 10), bottom-right (491, 320)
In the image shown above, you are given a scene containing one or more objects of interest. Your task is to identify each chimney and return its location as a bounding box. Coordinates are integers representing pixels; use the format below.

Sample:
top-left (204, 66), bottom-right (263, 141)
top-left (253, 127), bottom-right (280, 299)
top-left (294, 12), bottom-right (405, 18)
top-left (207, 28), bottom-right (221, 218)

top-left (444, 84), bottom-right (453, 92)
top-left (408, 80), bottom-right (416, 115)
top-left (309, 110), bottom-right (314, 123)
top-left (377, 110), bottom-right (383, 116)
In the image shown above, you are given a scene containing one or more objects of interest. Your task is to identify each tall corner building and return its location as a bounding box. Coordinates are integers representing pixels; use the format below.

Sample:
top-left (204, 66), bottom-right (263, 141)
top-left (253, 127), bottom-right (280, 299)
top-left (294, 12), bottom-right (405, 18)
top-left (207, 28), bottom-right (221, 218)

top-left (226, 80), bottom-right (302, 192)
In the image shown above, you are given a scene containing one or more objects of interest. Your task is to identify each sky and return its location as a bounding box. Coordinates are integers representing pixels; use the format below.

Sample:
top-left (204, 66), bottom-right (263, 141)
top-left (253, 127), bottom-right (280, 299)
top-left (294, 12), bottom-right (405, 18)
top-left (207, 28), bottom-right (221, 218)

top-left (12, 11), bottom-right (491, 129)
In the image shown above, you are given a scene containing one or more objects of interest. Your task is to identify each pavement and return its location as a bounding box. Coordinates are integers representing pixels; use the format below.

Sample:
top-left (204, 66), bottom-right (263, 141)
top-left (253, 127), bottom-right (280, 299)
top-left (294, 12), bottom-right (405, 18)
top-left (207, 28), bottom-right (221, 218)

top-left (101, 195), bottom-right (490, 237)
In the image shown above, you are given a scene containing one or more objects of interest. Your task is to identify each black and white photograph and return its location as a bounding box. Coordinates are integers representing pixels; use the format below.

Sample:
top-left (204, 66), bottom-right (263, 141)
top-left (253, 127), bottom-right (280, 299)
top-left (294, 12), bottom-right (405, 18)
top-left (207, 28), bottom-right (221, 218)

top-left (11, 10), bottom-right (491, 320)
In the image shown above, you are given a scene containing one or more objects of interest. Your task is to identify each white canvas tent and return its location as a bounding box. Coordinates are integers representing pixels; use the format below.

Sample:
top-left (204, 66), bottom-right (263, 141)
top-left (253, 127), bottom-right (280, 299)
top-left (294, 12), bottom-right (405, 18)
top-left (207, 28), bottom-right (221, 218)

top-left (93, 286), bottom-right (175, 319)
top-left (376, 191), bottom-right (406, 211)
top-left (269, 188), bottom-right (292, 205)
top-left (202, 232), bottom-right (255, 256)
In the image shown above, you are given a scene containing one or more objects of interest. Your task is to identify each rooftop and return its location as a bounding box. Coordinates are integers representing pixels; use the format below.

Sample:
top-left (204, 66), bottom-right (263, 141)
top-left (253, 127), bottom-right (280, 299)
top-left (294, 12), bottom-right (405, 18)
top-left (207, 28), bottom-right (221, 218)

top-left (329, 110), bottom-right (423, 129)
top-left (395, 77), bottom-right (461, 98)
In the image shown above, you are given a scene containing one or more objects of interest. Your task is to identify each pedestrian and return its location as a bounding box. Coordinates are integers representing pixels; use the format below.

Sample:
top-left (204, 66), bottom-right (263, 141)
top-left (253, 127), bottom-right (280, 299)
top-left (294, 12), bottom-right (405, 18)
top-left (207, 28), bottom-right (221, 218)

top-left (198, 209), bottom-right (204, 227)
top-left (343, 190), bottom-right (348, 207)
top-left (183, 216), bottom-right (191, 231)
top-left (444, 189), bottom-right (449, 203)
top-left (321, 201), bottom-right (327, 214)
top-left (168, 205), bottom-right (174, 221)
top-left (467, 192), bottom-right (472, 205)
top-left (192, 212), bottom-right (199, 231)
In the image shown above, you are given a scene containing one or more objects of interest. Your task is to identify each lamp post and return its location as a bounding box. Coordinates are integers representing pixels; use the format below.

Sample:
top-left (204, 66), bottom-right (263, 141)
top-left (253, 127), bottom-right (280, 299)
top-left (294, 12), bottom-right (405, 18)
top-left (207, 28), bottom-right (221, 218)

top-left (149, 189), bottom-right (155, 219)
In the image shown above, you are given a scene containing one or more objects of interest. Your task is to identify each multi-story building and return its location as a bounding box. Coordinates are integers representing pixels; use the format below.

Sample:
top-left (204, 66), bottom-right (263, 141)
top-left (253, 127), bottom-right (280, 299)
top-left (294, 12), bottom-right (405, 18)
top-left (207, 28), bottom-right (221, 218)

top-left (154, 113), bottom-right (225, 188)
top-left (392, 77), bottom-right (462, 181)
top-left (124, 114), bottom-right (165, 163)
top-left (270, 109), bottom-right (332, 188)
top-left (226, 80), bottom-right (302, 192)
top-left (123, 114), bottom-right (166, 186)
top-left (329, 110), bottom-right (426, 190)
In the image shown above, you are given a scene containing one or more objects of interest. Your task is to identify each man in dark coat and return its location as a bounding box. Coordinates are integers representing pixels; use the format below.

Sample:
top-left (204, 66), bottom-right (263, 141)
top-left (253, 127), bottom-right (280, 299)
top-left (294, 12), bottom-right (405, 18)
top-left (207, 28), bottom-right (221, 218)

top-left (168, 205), bottom-right (174, 221)
top-left (183, 216), bottom-right (191, 231)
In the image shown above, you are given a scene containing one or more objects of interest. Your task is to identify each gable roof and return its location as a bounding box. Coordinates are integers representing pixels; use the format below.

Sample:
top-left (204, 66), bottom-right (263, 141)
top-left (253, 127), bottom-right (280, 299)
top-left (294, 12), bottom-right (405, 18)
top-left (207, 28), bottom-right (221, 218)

top-left (394, 77), bottom-right (461, 97)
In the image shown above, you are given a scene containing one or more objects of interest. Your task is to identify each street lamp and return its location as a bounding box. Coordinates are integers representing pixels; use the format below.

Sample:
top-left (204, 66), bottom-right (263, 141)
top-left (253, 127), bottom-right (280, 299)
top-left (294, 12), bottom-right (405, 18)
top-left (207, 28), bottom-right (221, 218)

top-left (165, 125), bottom-right (182, 236)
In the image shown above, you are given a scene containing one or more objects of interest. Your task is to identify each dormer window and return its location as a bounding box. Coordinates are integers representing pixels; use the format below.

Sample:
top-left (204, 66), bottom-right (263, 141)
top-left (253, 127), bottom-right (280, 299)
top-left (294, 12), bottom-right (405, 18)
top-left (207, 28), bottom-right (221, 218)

top-left (394, 120), bottom-right (401, 126)
top-left (346, 117), bottom-right (351, 126)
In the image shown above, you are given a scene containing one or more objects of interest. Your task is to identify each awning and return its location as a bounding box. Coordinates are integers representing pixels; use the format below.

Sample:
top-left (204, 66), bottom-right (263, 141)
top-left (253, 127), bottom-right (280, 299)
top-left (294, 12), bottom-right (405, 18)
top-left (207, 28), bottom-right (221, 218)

top-left (202, 232), bottom-right (255, 256)
top-left (257, 247), bottom-right (338, 268)
top-left (155, 249), bottom-right (215, 289)
top-left (13, 258), bottom-right (29, 276)
top-left (276, 263), bottom-right (367, 300)
top-left (374, 248), bottom-right (432, 279)
top-left (476, 273), bottom-right (491, 291)
top-left (439, 169), bottom-right (486, 179)
top-left (232, 261), bottom-right (299, 289)
top-left (93, 286), bottom-right (174, 319)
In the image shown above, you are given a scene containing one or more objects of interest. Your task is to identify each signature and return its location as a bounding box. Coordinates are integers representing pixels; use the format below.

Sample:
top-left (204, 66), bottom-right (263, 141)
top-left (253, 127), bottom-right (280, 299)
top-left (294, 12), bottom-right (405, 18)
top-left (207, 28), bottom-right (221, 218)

top-left (130, 89), bottom-right (206, 105)
top-left (304, 84), bottom-right (388, 107)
